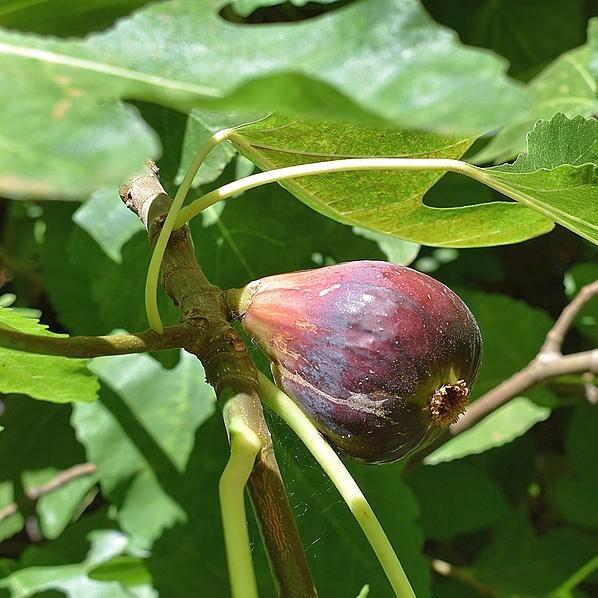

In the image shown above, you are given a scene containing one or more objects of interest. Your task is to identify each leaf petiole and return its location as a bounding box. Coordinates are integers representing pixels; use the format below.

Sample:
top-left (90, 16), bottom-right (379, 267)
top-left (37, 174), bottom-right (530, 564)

top-left (257, 372), bottom-right (416, 598)
top-left (144, 128), bottom-right (233, 333)
top-left (219, 415), bottom-right (263, 598)
top-left (173, 155), bottom-right (480, 229)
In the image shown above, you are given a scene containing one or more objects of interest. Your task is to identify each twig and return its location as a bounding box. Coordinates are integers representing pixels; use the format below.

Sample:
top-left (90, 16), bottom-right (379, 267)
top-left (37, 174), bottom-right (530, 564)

top-left (0, 324), bottom-right (191, 358)
top-left (121, 162), bottom-right (316, 598)
top-left (582, 372), bottom-right (598, 404)
top-left (0, 463), bottom-right (97, 524)
top-left (541, 280), bottom-right (598, 355)
top-left (450, 280), bottom-right (598, 436)
top-left (431, 559), bottom-right (495, 597)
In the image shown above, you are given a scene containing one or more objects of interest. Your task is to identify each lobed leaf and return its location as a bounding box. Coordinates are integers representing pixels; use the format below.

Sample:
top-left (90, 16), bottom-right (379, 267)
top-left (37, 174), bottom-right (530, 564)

top-left (0, 307), bottom-right (99, 404)
top-left (474, 18), bottom-right (598, 163)
top-left (232, 113), bottom-right (553, 247)
top-left (477, 113), bottom-right (598, 244)
top-left (0, 0), bottom-right (529, 199)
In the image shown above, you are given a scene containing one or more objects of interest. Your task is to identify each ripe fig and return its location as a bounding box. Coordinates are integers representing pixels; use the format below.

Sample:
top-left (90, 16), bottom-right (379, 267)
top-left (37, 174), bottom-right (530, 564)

top-left (232, 260), bottom-right (482, 464)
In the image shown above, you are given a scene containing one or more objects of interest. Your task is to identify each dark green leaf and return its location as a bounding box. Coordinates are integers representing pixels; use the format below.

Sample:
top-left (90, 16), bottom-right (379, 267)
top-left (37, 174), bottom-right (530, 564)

top-left (564, 262), bottom-right (598, 343)
top-left (71, 351), bottom-right (216, 549)
top-left (0, 0), bottom-right (155, 37)
top-left (474, 19), bottom-right (597, 163)
top-left (405, 461), bottom-right (510, 539)
top-left (474, 510), bottom-right (598, 595)
top-left (0, 399), bottom-right (93, 542)
top-left (424, 0), bottom-right (587, 79)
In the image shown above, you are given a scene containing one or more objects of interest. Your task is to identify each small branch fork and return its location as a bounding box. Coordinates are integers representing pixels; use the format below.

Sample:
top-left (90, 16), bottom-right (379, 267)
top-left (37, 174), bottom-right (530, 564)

top-left (0, 463), bottom-right (97, 524)
top-left (119, 163), bottom-right (316, 598)
top-left (449, 280), bottom-right (598, 436)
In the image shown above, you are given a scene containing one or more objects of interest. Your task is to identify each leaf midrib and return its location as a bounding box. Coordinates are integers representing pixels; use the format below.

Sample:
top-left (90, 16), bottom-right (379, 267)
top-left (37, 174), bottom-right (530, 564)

top-left (0, 40), bottom-right (220, 98)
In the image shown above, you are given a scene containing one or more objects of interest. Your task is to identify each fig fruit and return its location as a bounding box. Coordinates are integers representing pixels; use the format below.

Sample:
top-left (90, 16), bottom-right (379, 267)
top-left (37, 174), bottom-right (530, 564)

top-left (233, 260), bottom-right (482, 464)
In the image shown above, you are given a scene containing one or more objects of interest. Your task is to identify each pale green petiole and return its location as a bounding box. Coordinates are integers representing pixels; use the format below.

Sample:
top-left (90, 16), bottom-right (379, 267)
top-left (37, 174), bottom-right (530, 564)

top-left (173, 156), bottom-right (478, 229)
top-left (219, 415), bottom-right (263, 598)
top-left (257, 372), bottom-right (416, 598)
top-left (144, 128), bottom-right (233, 333)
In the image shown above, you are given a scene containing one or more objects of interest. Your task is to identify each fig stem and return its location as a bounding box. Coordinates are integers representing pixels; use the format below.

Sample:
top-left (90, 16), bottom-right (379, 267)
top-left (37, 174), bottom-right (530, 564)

top-left (144, 128), bottom-right (233, 334)
top-left (219, 414), bottom-right (263, 598)
top-left (173, 156), bottom-right (478, 228)
top-left (258, 372), bottom-right (416, 598)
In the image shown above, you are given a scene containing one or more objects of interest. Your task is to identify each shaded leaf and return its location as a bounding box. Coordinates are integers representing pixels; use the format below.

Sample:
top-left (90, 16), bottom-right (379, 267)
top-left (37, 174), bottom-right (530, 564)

top-left (405, 461), bottom-right (510, 539)
top-left (474, 19), bottom-right (597, 163)
top-left (474, 510), bottom-right (598, 596)
top-left (0, 307), bottom-right (98, 403)
top-left (193, 183), bottom-right (420, 289)
top-left (0, 528), bottom-right (152, 597)
top-left (0, 399), bottom-right (93, 543)
top-left (424, 0), bottom-right (587, 79)
top-left (259, 412), bottom-right (432, 596)
top-left (0, 0), bottom-right (156, 37)
top-left (71, 351), bottom-right (216, 550)
top-left (43, 203), bottom-right (180, 339)
top-left (73, 188), bottom-right (144, 263)
top-left (564, 262), bottom-right (598, 343)
top-left (352, 228), bottom-right (420, 266)
top-left (89, 556), bottom-right (152, 587)
top-left (551, 403), bottom-right (598, 529)
top-left (457, 291), bottom-right (553, 398)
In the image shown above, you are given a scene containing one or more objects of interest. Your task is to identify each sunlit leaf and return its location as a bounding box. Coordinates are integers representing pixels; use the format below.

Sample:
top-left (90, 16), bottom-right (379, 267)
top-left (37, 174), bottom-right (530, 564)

top-left (232, 114), bottom-right (552, 247)
top-left (0, 308), bottom-right (99, 403)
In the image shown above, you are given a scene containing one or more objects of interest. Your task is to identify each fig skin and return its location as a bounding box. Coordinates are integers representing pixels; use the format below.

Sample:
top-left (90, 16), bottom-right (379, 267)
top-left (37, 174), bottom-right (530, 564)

top-left (234, 260), bottom-right (482, 464)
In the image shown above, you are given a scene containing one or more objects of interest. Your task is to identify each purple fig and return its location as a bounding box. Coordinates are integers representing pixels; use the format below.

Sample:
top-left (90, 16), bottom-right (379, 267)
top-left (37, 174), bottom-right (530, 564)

top-left (232, 261), bottom-right (482, 464)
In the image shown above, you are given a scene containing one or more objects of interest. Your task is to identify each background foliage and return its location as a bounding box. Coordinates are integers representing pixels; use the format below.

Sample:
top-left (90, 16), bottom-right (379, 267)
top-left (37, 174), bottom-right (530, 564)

top-left (0, 1), bottom-right (597, 597)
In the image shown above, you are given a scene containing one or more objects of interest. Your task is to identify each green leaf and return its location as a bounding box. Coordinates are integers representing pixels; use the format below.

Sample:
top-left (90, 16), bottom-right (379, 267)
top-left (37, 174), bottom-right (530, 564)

top-left (473, 510), bottom-right (598, 596)
top-left (258, 413), bottom-right (432, 596)
top-left (426, 396), bottom-right (551, 465)
top-left (0, 0), bottom-right (155, 37)
top-left (0, 0), bottom-right (531, 199)
top-left (564, 262), bottom-right (598, 343)
top-left (0, 398), bottom-right (93, 543)
top-left (193, 183), bottom-right (422, 289)
top-left (551, 403), bottom-right (598, 529)
top-left (405, 461), bottom-right (510, 539)
top-left (0, 307), bottom-right (99, 403)
top-left (89, 556), bottom-right (152, 587)
top-left (456, 291), bottom-right (553, 398)
top-left (72, 188), bottom-right (144, 263)
top-left (474, 19), bottom-right (598, 163)
top-left (0, 0), bottom-right (527, 132)
top-left (177, 110), bottom-right (261, 188)
top-left (0, 65), bottom-right (159, 199)
top-left (0, 528), bottom-right (150, 597)
top-left (71, 351), bottom-right (216, 550)
top-left (424, 0), bottom-right (587, 80)
top-left (43, 203), bottom-right (180, 338)
top-left (352, 228), bottom-right (420, 266)
top-left (232, 113), bottom-right (552, 247)
top-left (476, 113), bottom-right (598, 244)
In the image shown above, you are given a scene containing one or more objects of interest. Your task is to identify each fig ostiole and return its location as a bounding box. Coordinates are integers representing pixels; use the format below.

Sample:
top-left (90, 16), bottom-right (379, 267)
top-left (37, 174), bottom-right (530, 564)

top-left (230, 260), bottom-right (482, 464)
